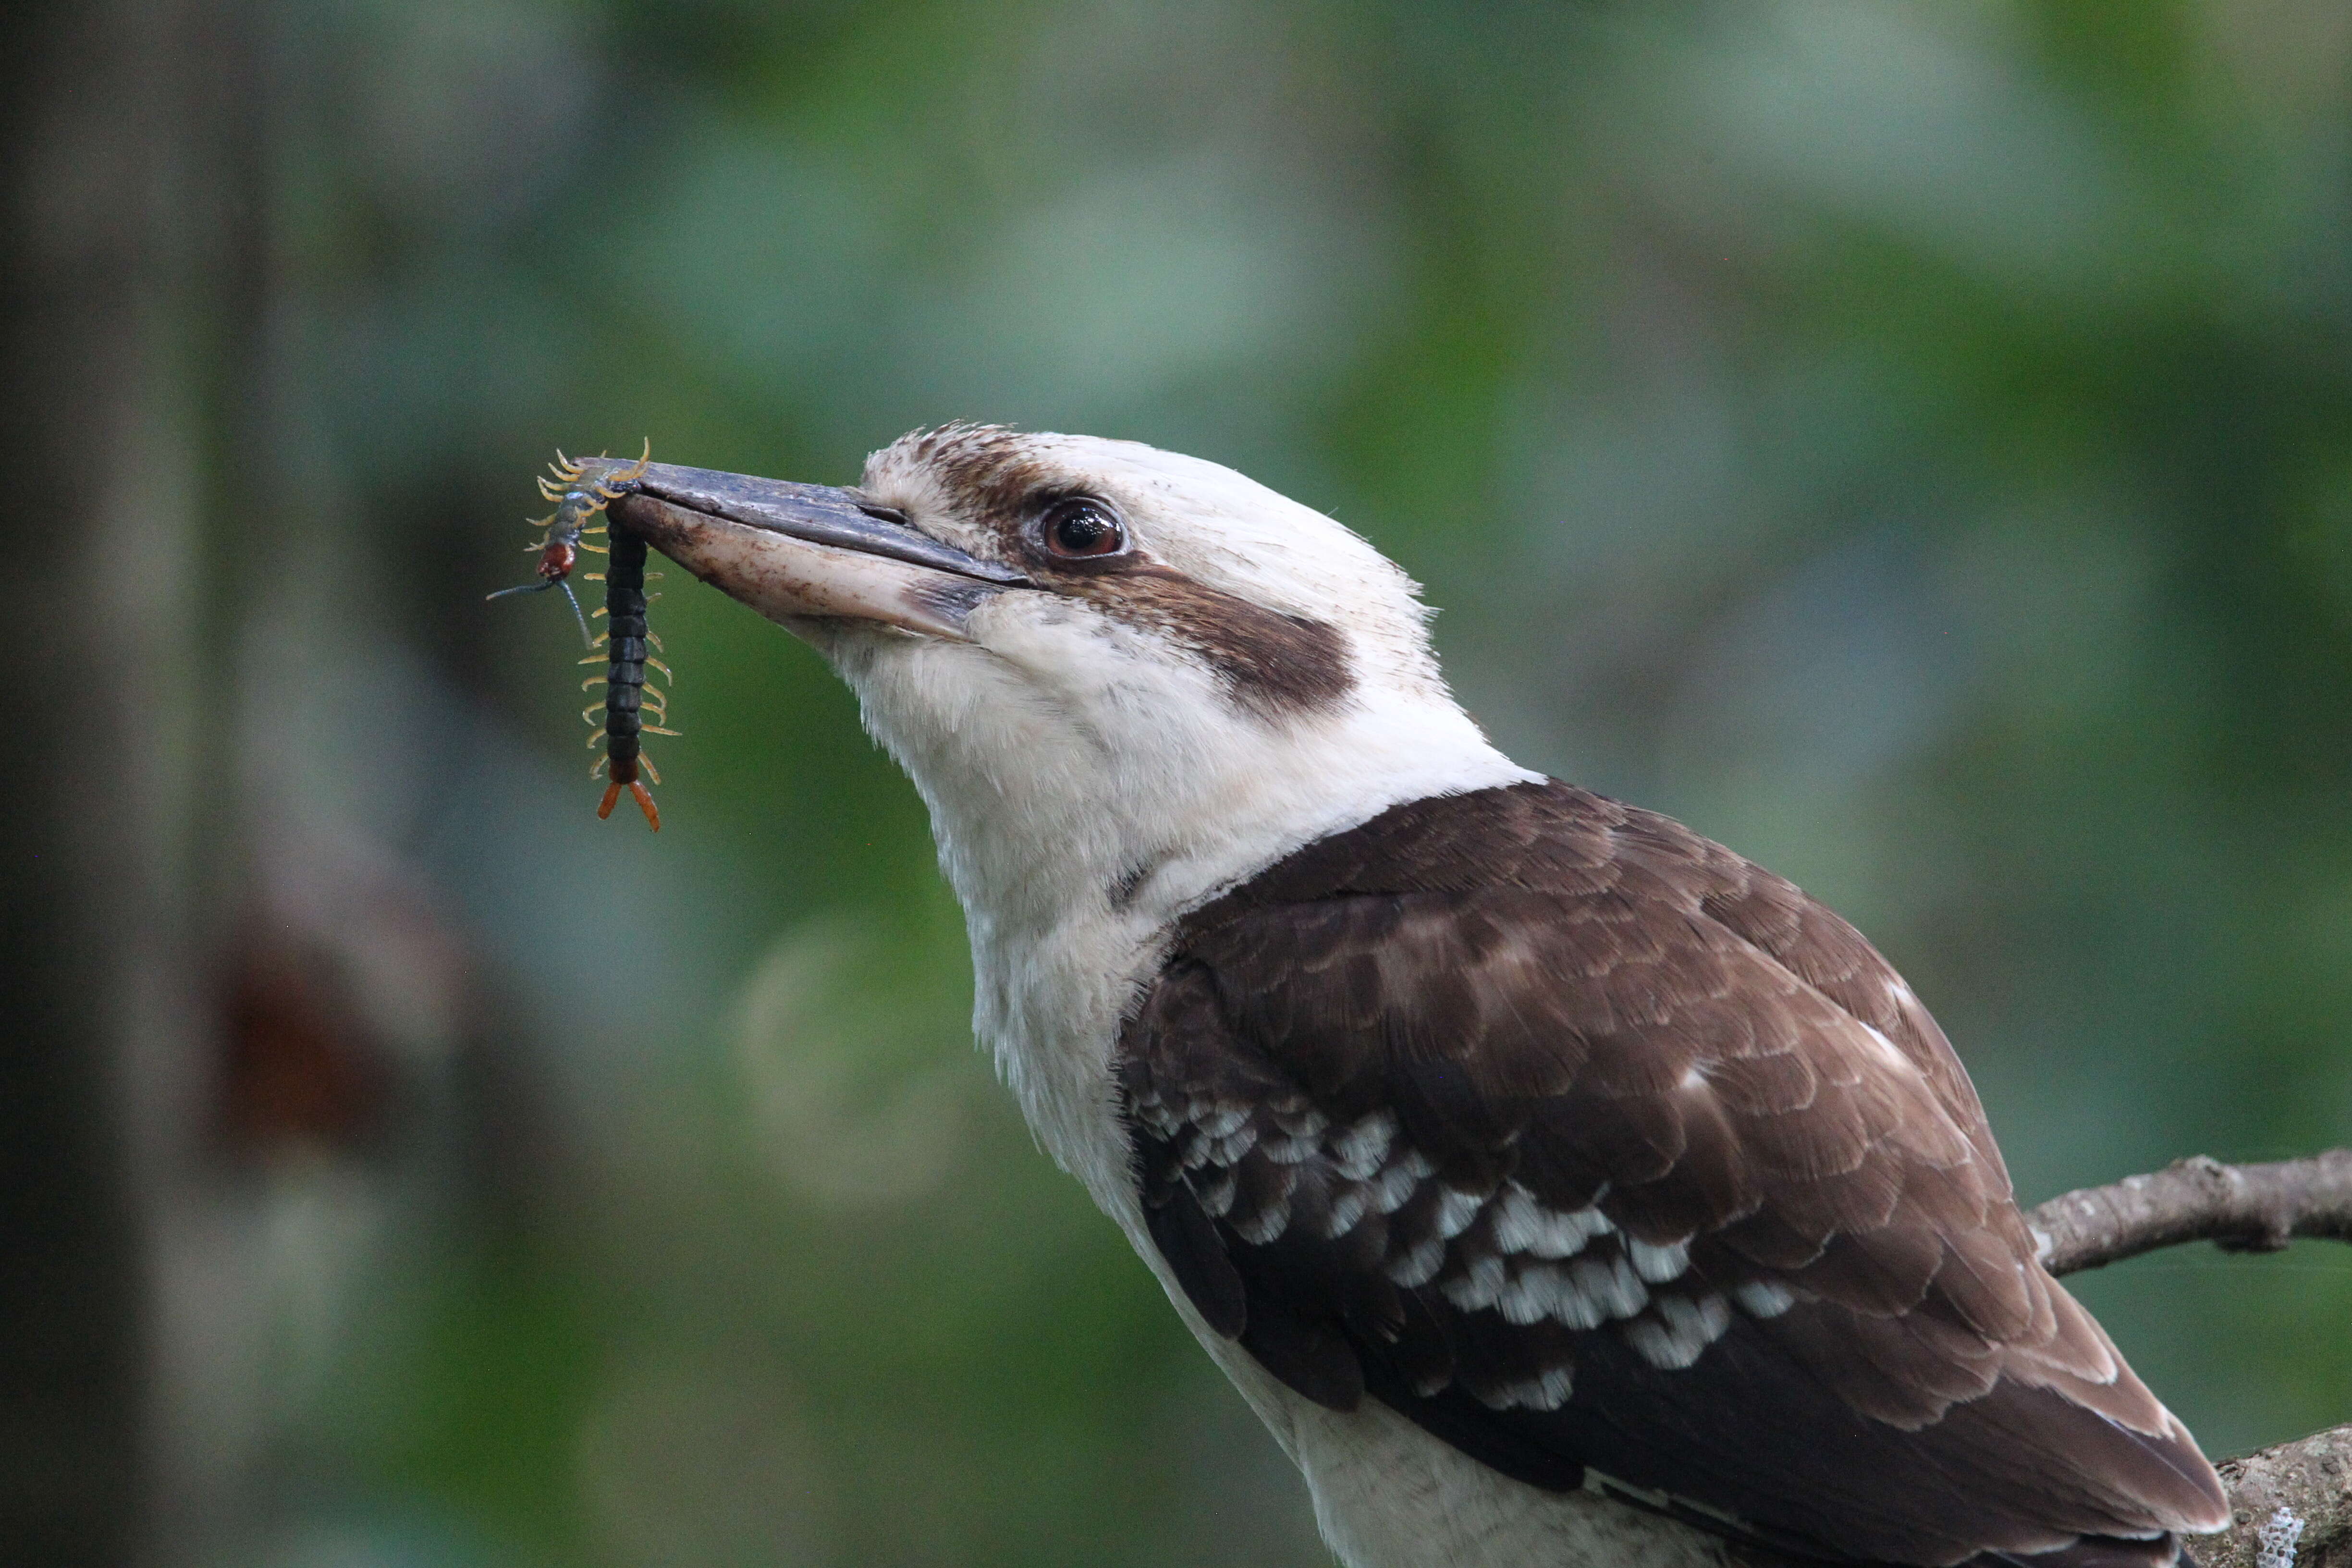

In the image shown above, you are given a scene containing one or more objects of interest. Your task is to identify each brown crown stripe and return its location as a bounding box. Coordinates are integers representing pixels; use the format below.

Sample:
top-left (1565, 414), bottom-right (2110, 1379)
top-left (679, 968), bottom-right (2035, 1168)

top-left (907, 423), bottom-right (1055, 520)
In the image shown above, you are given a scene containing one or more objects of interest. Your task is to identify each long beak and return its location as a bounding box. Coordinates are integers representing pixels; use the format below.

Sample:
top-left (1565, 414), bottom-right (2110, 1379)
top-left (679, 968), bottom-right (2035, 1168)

top-left (602, 460), bottom-right (1029, 640)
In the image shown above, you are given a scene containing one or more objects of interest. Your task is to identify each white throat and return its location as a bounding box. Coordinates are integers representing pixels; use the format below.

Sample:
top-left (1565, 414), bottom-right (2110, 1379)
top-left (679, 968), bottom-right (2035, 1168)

top-left (822, 618), bottom-right (1535, 1208)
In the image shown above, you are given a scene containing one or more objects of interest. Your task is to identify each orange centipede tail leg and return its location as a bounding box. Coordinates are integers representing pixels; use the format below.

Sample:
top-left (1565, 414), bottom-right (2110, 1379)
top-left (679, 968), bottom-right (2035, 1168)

top-left (598, 782), bottom-right (622, 820)
top-left (629, 780), bottom-right (661, 831)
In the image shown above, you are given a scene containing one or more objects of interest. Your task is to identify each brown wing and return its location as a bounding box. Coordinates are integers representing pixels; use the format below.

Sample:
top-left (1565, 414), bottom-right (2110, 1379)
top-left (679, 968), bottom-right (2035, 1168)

top-left (1120, 781), bottom-right (2227, 1568)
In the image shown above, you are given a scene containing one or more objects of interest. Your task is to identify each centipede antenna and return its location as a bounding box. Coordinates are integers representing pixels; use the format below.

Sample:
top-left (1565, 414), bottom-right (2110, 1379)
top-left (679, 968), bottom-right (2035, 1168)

top-left (557, 579), bottom-right (593, 647)
top-left (485, 578), bottom-right (553, 602)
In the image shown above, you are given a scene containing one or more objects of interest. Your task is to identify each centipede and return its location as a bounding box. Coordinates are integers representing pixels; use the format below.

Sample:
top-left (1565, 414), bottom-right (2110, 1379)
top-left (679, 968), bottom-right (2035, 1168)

top-left (487, 442), bottom-right (678, 831)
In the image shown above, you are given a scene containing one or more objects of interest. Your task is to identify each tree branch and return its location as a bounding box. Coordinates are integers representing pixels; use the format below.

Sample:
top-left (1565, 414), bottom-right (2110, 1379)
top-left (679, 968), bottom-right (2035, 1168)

top-left (2193, 1426), bottom-right (2352, 1568)
top-left (2021, 1152), bottom-right (2352, 1568)
top-left (2028, 1151), bottom-right (2352, 1277)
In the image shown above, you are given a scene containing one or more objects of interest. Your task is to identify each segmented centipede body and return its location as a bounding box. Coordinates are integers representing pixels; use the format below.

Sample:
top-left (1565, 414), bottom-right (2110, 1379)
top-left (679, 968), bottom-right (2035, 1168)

top-left (590, 524), bottom-right (675, 828)
top-left (490, 442), bottom-right (678, 831)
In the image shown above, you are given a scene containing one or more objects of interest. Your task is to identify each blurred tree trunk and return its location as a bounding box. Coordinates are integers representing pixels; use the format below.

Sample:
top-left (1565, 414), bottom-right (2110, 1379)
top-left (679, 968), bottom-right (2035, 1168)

top-left (3, 0), bottom-right (256, 1562)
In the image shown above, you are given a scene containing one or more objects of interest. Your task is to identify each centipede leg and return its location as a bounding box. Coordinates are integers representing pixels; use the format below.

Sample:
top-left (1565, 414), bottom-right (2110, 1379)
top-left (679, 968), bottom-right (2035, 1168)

top-left (600, 523), bottom-right (662, 830)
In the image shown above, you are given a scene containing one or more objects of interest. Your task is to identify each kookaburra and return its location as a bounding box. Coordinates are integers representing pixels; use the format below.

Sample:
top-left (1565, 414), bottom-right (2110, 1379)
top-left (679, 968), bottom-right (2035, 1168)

top-left (605, 426), bottom-right (2229, 1568)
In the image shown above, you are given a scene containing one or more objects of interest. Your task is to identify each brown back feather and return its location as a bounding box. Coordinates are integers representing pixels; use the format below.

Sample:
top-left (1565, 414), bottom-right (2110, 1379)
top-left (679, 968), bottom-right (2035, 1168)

top-left (1121, 781), bottom-right (2228, 1567)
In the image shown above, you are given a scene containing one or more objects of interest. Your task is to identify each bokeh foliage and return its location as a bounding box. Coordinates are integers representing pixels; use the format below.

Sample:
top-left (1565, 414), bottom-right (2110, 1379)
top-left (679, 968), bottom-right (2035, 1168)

top-left (165, 1), bottom-right (2352, 1563)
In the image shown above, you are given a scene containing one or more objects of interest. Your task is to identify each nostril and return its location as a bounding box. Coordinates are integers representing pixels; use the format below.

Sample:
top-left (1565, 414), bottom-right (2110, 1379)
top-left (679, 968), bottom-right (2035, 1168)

top-left (857, 504), bottom-right (911, 527)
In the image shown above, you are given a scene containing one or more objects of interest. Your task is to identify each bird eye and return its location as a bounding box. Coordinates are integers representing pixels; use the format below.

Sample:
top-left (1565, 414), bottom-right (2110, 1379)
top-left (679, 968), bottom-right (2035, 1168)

top-left (1039, 498), bottom-right (1127, 560)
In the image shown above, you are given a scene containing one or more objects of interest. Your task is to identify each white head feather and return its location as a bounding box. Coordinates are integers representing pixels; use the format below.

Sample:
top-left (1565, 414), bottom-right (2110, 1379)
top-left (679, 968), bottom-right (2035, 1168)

top-left (825, 426), bottom-right (1532, 947)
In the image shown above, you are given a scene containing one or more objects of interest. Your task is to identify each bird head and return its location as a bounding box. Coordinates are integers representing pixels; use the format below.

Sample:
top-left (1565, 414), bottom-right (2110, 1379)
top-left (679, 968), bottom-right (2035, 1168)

top-left (614, 425), bottom-right (1530, 920)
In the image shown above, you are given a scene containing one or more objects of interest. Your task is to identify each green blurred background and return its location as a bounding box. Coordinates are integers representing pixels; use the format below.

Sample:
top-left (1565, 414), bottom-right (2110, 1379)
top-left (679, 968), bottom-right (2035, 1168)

top-left (11, 1), bottom-right (2352, 1565)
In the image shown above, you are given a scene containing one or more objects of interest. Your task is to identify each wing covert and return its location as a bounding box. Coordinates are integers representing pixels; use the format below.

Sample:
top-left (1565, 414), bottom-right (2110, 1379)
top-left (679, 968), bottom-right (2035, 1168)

top-left (1118, 781), bottom-right (2227, 1568)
